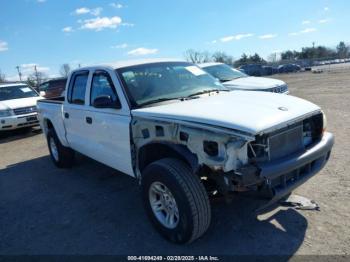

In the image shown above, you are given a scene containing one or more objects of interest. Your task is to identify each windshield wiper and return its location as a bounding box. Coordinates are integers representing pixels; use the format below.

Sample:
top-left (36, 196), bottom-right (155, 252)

top-left (138, 89), bottom-right (229, 107)
top-left (138, 97), bottom-right (183, 107)
top-left (220, 77), bottom-right (243, 83)
top-left (187, 89), bottom-right (229, 98)
top-left (220, 79), bottom-right (233, 83)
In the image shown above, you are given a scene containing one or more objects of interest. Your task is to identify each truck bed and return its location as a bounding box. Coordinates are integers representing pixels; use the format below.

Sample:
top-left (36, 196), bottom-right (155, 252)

top-left (37, 96), bottom-right (68, 146)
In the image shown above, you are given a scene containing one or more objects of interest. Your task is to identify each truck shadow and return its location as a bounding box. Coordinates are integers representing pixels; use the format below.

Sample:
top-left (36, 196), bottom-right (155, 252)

top-left (0, 154), bottom-right (307, 256)
top-left (0, 127), bottom-right (42, 144)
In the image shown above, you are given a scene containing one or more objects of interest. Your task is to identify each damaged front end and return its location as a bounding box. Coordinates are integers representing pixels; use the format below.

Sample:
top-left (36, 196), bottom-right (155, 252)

top-left (131, 112), bottom-right (334, 210)
top-left (131, 116), bottom-right (252, 174)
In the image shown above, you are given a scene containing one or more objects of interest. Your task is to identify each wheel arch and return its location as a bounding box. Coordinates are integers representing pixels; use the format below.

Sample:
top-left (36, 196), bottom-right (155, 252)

top-left (138, 142), bottom-right (199, 175)
top-left (42, 118), bottom-right (69, 147)
top-left (42, 118), bottom-right (54, 135)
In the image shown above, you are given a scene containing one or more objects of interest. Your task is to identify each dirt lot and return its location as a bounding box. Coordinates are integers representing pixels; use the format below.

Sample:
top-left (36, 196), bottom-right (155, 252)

top-left (1, 68), bottom-right (350, 256)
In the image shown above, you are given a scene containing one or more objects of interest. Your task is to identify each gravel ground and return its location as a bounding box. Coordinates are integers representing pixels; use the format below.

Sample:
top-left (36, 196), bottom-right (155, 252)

top-left (0, 68), bottom-right (349, 256)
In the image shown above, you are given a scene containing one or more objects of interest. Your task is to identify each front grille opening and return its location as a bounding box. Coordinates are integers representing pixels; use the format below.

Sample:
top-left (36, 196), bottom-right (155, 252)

top-left (268, 125), bottom-right (304, 161)
top-left (17, 121), bottom-right (39, 127)
top-left (250, 114), bottom-right (323, 164)
top-left (13, 106), bottom-right (37, 116)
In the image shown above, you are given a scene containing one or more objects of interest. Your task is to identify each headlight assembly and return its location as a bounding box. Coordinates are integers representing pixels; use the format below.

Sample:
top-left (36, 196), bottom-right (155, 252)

top-left (0, 109), bottom-right (13, 117)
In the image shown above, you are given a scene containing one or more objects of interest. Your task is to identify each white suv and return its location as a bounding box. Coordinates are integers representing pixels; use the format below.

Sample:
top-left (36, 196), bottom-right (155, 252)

top-left (199, 62), bottom-right (289, 94)
top-left (0, 83), bottom-right (42, 131)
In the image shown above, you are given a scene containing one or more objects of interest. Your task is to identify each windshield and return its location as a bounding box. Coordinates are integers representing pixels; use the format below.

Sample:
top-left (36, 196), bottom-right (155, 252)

top-left (0, 85), bottom-right (39, 101)
top-left (203, 64), bottom-right (247, 82)
top-left (116, 62), bottom-right (227, 107)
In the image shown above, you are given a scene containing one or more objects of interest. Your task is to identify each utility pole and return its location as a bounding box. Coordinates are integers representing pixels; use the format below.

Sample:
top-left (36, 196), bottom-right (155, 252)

top-left (34, 65), bottom-right (39, 87)
top-left (16, 66), bottom-right (22, 81)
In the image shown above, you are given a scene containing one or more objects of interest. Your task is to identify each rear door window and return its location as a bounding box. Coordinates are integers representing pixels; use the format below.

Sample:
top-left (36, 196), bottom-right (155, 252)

top-left (68, 72), bottom-right (89, 105)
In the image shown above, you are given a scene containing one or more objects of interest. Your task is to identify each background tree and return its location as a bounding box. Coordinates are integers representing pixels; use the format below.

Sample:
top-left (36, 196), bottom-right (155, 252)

top-left (250, 53), bottom-right (266, 64)
top-left (281, 50), bottom-right (299, 60)
top-left (184, 49), bottom-right (211, 63)
top-left (0, 69), bottom-right (6, 83)
top-left (267, 53), bottom-right (280, 63)
top-left (26, 71), bottom-right (47, 90)
top-left (59, 63), bottom-right (71, 77)
top-left (212, 52), bottom-right (235, 66)
top-left (234, 53), bottom-right (266, 67)
top-left (281, 45), bottom-right (337, 61)
top-left (25, 76), bottom-right (36, 88)
top-left (336, 41), bottom-right (349, 59)
top-left (234, 53), bottom-right (248, 67)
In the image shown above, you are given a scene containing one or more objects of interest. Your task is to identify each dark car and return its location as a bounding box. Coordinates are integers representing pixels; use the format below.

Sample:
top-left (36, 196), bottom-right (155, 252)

top-left (239, 64), bottom-right (264, 76)
top-left (262, 66), bottom-right (274, 75)
top-left (278, 64), bottom-right (301, 73)
top-left (39, 78), bottom-right (67, 98)
top-left (272, 67), bottom-right (279, 74)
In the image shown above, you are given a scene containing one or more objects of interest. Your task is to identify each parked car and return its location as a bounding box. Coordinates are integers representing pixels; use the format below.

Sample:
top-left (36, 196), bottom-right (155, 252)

top-left (199, 63), bottom-right (289, 94)
top-left (0, 83), bottom-right (41, 131)
top-left (262, 66), bottom-right (273, 75)
top-left (238, 64), bottom-right (264, 76)
top-left (37, 60), bottom-right (334, 244)
top-left (39, 78), bottom-right (67, 98)
top-left (278, 64), bottom-right (301, 73)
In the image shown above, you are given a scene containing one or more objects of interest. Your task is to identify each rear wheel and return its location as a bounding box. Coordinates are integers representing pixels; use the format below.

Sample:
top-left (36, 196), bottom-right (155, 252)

top-left (142, 158), bottom-right (211, 243)
top-left (47, 129), bottom-right (75, 168)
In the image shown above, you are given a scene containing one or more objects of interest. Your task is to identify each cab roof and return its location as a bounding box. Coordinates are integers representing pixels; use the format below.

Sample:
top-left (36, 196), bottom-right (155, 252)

top-left (77, 58), bottom-right (187, 71)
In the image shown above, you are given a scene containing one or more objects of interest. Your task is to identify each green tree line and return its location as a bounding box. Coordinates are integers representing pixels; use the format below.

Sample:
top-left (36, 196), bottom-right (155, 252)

top-left (184, 41), bottom-right (350, 67)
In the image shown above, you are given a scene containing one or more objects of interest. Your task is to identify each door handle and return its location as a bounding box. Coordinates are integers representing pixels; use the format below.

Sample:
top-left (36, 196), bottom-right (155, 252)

top-left (64, 112), bottom-right (69, 119)
top-left (86, 117), bottom-right (92, 124)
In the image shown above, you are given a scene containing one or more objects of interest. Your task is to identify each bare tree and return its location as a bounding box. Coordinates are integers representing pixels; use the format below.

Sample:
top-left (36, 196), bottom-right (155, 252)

top-left (184, 49), bottom-right (211, 63)
top-left (25, 76), bottom-right (36, 88)
top-left (59, 63), bottom-right (71, 77)
top-left (0, 69), bottom-right (6, 83)
top-left (27, 71), bottom-right (48, 90)
top-left (267, 53), bottom-right (279, 63)
top-left (212, 52), bottom-right (235, 66)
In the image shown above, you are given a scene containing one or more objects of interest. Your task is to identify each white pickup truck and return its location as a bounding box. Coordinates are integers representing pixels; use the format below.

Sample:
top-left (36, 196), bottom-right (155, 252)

top-left (37, 60), bottom-right (334, 243)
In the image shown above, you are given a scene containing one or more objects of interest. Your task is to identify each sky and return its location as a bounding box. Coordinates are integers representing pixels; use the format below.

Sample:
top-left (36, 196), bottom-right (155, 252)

top-left (0, 0), bottom-right (349, 80)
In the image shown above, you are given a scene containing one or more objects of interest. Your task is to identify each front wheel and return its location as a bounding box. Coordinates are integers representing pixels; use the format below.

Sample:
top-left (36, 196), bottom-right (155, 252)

top-left (142, 158), bottom-right (211, 243)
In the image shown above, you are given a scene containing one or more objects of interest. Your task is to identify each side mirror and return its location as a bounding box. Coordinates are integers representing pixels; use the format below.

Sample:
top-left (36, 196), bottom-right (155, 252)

top-left (93, 95), bottom-right (120, 109)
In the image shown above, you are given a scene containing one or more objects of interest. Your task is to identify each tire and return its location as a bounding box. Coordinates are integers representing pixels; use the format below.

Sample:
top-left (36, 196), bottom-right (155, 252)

top-left (47, 129), bottom-right (75, 168)
top-left (141, 158), bottom-right (211, 243)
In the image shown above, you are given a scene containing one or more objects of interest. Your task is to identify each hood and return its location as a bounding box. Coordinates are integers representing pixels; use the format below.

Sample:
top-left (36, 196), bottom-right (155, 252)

top-left (132, 91), bottom-right (320, 135)
top-left (223, 76), bottom-right (285, 90)
top-left (0, 97), bottom-right (42, 110)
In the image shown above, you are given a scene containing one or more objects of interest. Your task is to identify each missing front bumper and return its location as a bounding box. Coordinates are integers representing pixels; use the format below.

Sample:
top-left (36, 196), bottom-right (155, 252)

top-left (255, 132), bottom-right (334, 213)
